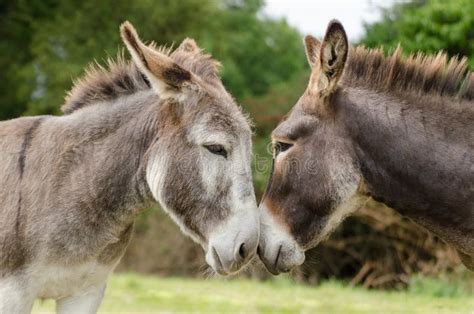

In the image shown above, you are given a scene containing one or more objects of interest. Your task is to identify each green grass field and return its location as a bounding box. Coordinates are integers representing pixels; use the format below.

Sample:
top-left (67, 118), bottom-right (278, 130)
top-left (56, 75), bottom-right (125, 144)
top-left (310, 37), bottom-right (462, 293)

top-left (33, 273), bottom-right (473, 313)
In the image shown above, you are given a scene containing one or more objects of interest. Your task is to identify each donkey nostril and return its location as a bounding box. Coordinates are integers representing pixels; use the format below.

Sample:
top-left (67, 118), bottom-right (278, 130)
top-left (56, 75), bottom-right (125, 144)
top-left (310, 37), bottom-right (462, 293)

top-left (238, 243), bottom-right (247, 260)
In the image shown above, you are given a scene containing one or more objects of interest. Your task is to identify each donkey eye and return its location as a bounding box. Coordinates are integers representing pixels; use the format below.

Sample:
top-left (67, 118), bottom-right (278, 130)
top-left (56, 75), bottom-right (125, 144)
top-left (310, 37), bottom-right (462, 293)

top-left (204, 144), bottom-right (228, 158)
top-left (274, 141), bottom-right (293, 156)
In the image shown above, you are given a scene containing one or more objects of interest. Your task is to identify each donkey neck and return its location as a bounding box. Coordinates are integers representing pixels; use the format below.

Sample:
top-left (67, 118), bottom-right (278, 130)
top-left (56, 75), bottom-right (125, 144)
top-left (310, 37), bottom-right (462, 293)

top-left (338, 87), bottom-right (474, 246)
top-left (56, 91), bottom-right (162, 215)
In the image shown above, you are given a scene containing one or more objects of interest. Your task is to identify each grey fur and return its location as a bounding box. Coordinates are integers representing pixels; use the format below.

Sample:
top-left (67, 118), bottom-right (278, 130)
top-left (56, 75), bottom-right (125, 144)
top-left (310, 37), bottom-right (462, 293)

top-left (0, 23), bottom-right (255, 311)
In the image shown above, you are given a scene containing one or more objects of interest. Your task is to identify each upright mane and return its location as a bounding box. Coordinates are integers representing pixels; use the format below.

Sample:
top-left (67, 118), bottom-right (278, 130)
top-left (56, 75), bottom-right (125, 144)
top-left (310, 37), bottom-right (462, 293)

top-left (62, 42), bottom-right (221, 114)
top-left (341, 46), bottom-right (474, 101)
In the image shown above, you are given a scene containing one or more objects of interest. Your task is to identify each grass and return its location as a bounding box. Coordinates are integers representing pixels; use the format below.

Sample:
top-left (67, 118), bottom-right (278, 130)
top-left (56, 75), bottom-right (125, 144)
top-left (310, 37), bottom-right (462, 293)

top-left (33, 273), bottom-right (474, 313)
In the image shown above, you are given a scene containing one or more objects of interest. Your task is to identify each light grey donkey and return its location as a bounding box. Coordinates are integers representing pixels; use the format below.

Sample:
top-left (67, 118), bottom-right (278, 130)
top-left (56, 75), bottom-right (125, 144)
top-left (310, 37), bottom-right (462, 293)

top-left (0, 21), bottom-right (259, 313)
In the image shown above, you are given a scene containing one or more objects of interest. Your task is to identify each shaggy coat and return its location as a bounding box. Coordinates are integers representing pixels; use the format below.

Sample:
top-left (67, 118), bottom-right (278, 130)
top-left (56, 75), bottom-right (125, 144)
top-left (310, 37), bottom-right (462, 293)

top-left (258, 20), bottom-right (473, 275)
top-left (0, 22), bottom-right (258, 313)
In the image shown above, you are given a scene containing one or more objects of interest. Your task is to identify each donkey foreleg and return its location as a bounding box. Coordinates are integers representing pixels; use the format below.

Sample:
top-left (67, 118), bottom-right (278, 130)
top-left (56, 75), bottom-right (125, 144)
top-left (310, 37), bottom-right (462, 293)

top-left (56, 283), bottom-right (106, 314)
top-left (0, 277), bottom-right (35, 314)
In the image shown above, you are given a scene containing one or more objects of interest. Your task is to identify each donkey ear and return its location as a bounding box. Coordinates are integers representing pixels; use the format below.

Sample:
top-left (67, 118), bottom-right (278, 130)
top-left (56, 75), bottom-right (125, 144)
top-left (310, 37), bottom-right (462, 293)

top-left (317, 20), bottom-right (348, 96)
top-left (177, 37), bottom-right (201, 53)
top-left (304, 35), bottom-right (321, 68)
top-left (120, 21), bottom-right (192, 98)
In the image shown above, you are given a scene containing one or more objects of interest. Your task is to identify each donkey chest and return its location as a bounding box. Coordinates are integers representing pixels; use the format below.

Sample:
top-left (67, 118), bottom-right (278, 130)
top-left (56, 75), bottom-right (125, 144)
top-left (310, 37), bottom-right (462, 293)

top-left (34, 261), bottom-right (113, 300)
top-left (46, 219), bottom-right (134, 265)
top-left (32, 225), bottom-right (134, 299)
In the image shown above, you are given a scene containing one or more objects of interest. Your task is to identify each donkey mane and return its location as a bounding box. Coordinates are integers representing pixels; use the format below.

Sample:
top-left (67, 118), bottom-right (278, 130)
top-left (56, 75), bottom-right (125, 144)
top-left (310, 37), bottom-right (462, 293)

top-left (62, 43), bottom-right (221, 114)
top-left (342, 46), bottom-right (474, 101)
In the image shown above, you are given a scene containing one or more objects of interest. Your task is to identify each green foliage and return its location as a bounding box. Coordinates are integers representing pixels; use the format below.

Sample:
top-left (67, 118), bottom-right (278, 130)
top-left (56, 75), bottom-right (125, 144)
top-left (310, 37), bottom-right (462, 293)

top-left (360, 0), bottom-right (474, 68)
top-left (0, 0), bottom-right (58, 119)
top-left (0, 0), bottom-right (305, 119)
top-left (24, 0), bottom-right (218, 115)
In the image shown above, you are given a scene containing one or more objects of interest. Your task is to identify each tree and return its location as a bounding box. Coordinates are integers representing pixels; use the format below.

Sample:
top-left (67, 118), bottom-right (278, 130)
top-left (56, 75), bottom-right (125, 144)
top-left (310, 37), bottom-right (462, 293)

top-left (22, 0), bottom-right (220, 115)
top-left (360, 0), bottom-right (474, 69)
top-left (0, 0), bottom-right (305, 118)
top-left (0, 0), bottom-right (58, 119)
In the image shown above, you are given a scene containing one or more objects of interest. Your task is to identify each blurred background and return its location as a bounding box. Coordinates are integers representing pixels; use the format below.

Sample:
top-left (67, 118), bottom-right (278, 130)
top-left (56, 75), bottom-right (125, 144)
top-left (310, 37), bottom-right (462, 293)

top-left (2, 0), bottom-right (473, 309)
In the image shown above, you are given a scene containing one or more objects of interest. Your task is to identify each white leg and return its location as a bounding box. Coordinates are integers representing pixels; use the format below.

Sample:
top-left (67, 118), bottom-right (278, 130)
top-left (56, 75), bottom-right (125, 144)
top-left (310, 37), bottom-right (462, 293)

top-left (0, 276), bottom-right (35, 314)
top-left (56, 283), bottom-right (106, 314)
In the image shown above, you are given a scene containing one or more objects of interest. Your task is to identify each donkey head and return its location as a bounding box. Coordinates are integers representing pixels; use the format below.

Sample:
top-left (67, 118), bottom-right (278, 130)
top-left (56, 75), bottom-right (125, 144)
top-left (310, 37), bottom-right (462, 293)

top-left (120, 22), bottom-right (258, 275)
top-left (258, 21), bottom-right (365, 274)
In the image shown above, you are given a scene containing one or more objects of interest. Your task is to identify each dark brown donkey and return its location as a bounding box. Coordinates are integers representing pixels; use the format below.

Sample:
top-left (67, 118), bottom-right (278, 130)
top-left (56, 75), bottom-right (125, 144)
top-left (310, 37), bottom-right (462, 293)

top-left (0, 22), bottom-right (258, 313)
top-left (258, 20), bottom-right (473, 275)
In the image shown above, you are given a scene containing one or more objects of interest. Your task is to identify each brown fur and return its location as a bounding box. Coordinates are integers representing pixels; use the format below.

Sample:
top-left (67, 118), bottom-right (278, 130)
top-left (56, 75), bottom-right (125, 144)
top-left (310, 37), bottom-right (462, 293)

top-left (342, 46), bottom-right (473, 101)
top-left (258, 19), bottom-right (474, 274)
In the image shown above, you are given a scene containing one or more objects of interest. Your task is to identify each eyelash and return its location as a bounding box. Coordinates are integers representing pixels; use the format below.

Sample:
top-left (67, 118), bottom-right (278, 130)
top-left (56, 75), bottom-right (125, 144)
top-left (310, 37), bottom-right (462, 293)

top-left (204, 144), bottom-right (228, 158)
top-left (273, 141), bottom-right (293, 156)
